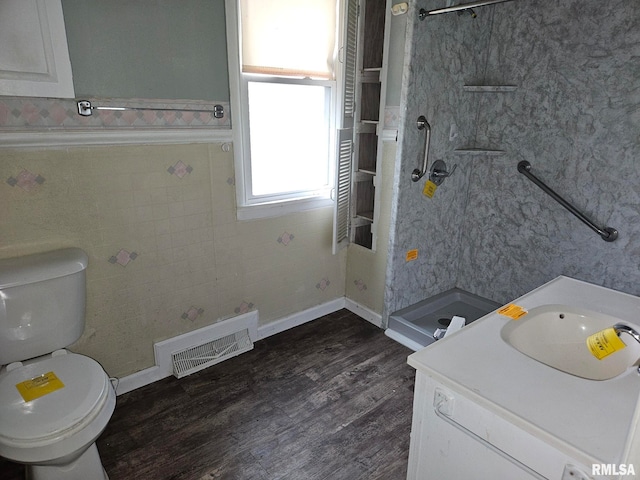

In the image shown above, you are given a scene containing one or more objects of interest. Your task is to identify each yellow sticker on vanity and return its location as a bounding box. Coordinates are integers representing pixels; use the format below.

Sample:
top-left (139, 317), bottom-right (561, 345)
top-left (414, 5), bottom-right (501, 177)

top-left (422, 180), bottom-right (437, 198)
top-left (498, 304), bottom-right (528, 320)
top-left (406, 249), bottom-right (418, 262)
top-left (586, 328), bottom-right (627, 360)
top-left (15, 371), bottom-right (65, 402)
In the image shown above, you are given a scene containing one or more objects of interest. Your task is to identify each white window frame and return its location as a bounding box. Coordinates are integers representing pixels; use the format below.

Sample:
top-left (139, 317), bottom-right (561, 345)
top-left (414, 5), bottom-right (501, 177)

top-left (225, 0), bottom-right (344, 221)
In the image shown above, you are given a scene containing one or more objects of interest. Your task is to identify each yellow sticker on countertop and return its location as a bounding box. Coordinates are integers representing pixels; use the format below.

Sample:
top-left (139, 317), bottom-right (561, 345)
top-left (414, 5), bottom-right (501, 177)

top-left (586, 328), bottom-right (627, 360)
top-left (498, 304), bottom-right (528, 320)
top-left (422, 180), bottom-right (437, 198)
top-left (15, 371), bottom-right (65, 402)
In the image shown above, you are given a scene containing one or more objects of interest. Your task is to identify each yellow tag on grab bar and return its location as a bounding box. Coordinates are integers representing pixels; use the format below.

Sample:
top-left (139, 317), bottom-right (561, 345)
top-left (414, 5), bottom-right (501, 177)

top-left (422, 180), bottom-right (437, 198)
top-left (586, 328), bottom-right (626, 360)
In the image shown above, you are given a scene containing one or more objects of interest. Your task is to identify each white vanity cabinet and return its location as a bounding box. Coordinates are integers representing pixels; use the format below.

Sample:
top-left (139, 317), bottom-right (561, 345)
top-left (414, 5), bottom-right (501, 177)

top-left (0, 0), bottom-right (74, 98)
top-left (407, 373), bottom-right (586, 480)
top-left (406, 276), bottom-right (640, 480)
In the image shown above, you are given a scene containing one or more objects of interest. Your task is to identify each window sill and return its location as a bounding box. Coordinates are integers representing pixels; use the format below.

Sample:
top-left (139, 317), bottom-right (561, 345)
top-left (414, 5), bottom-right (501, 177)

top-left (237, 196), bottom-right (334, 221)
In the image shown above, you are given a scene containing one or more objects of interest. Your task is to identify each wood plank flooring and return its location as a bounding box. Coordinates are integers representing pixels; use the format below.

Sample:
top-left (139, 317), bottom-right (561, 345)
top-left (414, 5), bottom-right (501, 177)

top-left (0, 309), bottom-right (415, 480)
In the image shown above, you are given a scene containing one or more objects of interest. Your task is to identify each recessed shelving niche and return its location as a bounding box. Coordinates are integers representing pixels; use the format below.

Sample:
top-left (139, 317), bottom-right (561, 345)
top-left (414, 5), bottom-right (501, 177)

top-left (348, 0), bottom-right (391, 251)
top-left (456, 83), bottom-right (517, 155)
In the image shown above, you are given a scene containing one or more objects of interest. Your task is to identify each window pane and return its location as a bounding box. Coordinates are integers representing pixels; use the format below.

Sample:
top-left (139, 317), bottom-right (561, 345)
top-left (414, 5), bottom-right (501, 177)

top-left (248, 82), bottom-right (330, 197)
top-left (240, 0), bottom-right (337, 79)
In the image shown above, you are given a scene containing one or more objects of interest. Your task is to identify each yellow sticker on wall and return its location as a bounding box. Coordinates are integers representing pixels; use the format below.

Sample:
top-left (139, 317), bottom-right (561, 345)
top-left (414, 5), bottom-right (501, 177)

top-left (15, 371), bottom-right (65, 402)
top-left (406, 249), bottom-right (418, 262)
top-left (422, 180), bottom-right (438, 198)
top-left (498, 304), bottom-right (528, 320)
top-left (586, 328), bottom-right (627, 360)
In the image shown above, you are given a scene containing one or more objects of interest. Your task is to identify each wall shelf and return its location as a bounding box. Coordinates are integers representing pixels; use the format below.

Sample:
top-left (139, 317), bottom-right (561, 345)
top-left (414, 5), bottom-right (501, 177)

top-left (463, 85), bottom-right (518, 92)
top-left (454, 148), bottom-right (506, 156)
top-left (348, 0), bottom-right (391, 251)
top-left (356, 211), bottom-right (375, 222)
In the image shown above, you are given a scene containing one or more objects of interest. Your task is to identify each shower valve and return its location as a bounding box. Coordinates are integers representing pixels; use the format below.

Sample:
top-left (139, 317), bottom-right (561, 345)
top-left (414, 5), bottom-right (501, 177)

top-left (429, 160), bottom-right (457, 186)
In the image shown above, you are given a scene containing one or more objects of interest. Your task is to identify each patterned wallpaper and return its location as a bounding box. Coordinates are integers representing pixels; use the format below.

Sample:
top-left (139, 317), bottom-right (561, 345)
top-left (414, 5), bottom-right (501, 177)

top-left (1, 143), bottom-right (345, 377)
top-left (0, 97), bottom-right (230, 130)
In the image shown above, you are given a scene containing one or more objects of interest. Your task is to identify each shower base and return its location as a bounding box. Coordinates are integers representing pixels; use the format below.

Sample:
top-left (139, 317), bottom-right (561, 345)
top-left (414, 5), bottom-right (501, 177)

top-left (386, 288), bottom-right (501, 351)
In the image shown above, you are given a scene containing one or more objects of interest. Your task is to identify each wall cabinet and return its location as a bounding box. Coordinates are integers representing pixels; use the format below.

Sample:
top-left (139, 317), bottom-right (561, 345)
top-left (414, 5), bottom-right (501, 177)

top-left (0, 0), bottom-right (74, 98)
top-left (350, 0), bottom-right (391, 250)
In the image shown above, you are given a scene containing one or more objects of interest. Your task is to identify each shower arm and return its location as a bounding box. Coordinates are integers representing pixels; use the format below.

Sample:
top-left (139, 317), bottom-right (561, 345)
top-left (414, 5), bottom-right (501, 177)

top-left (419, 0), bottom-right (516, 19)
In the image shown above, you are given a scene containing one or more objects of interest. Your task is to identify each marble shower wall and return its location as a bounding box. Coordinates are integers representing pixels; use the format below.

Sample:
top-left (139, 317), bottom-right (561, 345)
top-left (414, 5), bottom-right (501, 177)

top-left (385, 0), bottom-right (640, 316)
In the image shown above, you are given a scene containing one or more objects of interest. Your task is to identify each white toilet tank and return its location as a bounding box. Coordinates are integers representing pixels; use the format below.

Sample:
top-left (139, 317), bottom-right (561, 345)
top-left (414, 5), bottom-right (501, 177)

top-left (0, 248), bottom-right (89, 366)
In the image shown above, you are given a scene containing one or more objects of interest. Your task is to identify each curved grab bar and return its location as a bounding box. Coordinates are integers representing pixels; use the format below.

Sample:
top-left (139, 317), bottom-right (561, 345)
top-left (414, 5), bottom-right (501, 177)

top-left (517, 161), bottom-right (618, 242)
top-left (411, 116), bottom-right (431, 182)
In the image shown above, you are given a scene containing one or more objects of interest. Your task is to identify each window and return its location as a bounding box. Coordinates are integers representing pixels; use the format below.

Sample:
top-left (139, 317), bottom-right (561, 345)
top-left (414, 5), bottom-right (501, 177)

top-left (225, 0), bottom-right (346, 219)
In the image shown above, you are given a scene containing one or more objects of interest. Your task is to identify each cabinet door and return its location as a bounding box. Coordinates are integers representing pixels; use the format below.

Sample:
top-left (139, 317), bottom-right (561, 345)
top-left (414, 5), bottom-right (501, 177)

top-left (332, 0), bottom-right (358, 253)
top-left (0, 0), bottom-right (74, 98)
top-left (333, 127), bottom-right (354, 253)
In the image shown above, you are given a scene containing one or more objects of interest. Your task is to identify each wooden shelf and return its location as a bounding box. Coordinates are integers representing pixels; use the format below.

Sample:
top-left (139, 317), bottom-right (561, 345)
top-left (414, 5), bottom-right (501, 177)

top-left (361, 69), bottom-right (381, 83)
top-left (350, 0), bottom-right (389, 251)
top-left (356, 211), bottom-right (375, 222)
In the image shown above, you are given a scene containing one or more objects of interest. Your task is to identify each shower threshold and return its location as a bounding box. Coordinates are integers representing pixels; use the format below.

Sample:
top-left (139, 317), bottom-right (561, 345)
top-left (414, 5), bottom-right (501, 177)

top-left (386, 288), bottom-right (500, 351)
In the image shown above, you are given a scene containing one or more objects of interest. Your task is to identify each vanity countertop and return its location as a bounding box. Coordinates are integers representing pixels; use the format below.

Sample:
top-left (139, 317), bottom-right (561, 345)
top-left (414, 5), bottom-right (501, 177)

top-left (408, 276), bottom-right (640, 465)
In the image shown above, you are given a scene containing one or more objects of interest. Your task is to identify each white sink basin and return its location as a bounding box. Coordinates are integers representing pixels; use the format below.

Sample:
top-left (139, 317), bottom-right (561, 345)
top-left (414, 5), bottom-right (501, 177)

top-left (500, 304), bottom-right (640, 380)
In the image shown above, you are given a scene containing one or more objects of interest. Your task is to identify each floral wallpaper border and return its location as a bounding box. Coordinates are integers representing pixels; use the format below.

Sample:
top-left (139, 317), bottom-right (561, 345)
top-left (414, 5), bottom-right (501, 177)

top-left (0, 97), bottom-right (230, 130)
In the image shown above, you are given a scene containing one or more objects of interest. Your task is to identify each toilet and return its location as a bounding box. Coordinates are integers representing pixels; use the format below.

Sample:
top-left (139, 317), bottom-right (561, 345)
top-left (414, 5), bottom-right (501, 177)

top-left (0, 248), bottom-right (116, 480)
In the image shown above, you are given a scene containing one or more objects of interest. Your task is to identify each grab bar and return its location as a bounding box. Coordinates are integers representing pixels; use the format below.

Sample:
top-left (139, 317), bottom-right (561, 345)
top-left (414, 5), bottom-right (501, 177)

top-left (419, 0), bottom-right (516, 19)
top-left (517, 161), bottom-right (618, 242)
top-left (411, 115), bottom-right (431, 182)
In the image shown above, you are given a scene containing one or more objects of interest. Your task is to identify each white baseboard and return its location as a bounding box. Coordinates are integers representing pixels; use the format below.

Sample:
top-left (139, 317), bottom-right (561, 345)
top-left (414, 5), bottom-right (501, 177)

top-left (115, 296), bottom-right (384, 396)
top-left (256, 298), bottom-right (346, 340)
top-left (115, 365), bottom-right (163, 396)
top-left (344, 298), bottom-right (383, 328)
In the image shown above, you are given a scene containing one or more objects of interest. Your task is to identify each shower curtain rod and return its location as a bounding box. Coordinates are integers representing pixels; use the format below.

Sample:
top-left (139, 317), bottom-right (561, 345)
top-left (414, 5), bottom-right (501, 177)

top-left (419, 0), bottom-right (516, 19)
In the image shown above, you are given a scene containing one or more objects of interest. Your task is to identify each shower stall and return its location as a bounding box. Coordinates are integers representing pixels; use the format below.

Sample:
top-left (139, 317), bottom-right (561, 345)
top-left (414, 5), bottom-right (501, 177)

top-left (382, 0), bottom-right (640, 335)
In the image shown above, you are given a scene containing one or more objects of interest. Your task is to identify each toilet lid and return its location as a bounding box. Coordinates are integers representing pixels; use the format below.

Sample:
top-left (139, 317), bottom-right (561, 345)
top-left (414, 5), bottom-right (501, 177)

top-left (0, 353), bottom-right (110, 443)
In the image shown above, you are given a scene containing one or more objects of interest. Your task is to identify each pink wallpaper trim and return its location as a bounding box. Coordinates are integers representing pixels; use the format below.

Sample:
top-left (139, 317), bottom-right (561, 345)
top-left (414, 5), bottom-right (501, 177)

top-left (0, 97), bottom-right (230, 130)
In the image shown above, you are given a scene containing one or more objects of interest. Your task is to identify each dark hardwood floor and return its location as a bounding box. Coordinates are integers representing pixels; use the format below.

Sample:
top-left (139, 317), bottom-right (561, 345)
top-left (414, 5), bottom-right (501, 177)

top-left (0, 309), bottom-right (415, 480)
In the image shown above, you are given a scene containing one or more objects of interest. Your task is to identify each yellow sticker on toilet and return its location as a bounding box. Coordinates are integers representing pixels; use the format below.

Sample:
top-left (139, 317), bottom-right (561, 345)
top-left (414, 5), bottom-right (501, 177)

top-left (498, 304), bottom-right (528, 320)
top-left (15, 371), bottom-right (64, 402)
top-left (586, 328), bottom-right (627, 360)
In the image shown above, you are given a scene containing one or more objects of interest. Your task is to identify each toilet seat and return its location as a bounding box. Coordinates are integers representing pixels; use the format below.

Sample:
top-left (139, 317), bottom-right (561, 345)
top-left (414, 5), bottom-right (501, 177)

top-left (0, 352), bottom-right (111, 448)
